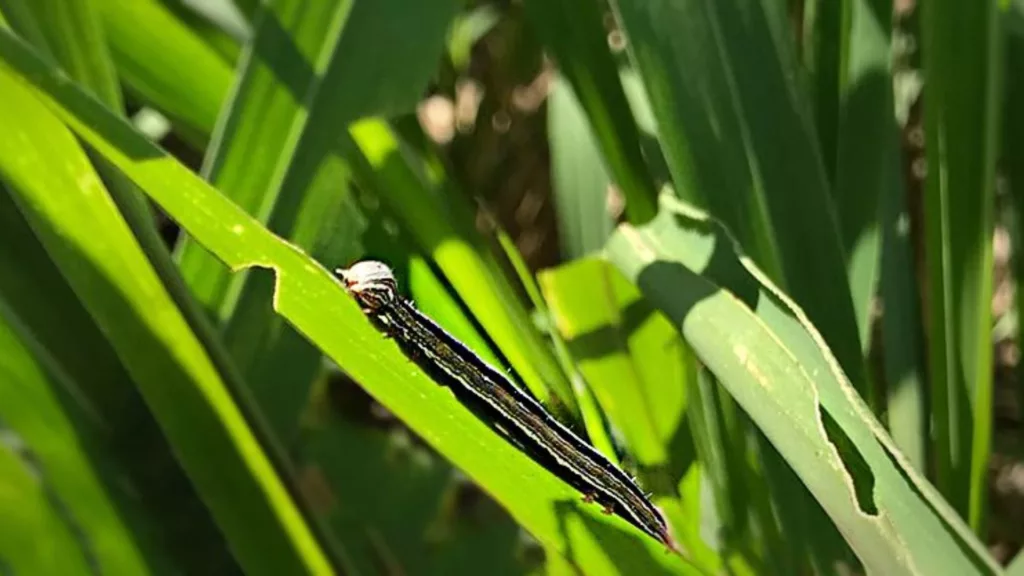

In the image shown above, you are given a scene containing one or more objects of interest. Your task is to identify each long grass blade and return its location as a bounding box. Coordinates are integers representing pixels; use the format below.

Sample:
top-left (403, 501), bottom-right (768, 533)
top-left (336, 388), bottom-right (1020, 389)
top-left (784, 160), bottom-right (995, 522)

top-left (919, 0), bottom-right (1001, 531)
top-left (0, 311), bottom-right (154, 574)
top-left (96, 0), bottom-right (233, 144)
top-left (609, 0), bottom-right (869, 406)
top-left (522, 0), bottom-right (657, 223)
top-left (0, 44), bottom-right (336, 574)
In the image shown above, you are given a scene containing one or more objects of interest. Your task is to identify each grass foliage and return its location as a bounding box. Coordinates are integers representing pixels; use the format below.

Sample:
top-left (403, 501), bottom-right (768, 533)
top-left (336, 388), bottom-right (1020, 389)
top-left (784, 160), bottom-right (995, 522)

top-left (0, 0), bottom-right (1020, 574)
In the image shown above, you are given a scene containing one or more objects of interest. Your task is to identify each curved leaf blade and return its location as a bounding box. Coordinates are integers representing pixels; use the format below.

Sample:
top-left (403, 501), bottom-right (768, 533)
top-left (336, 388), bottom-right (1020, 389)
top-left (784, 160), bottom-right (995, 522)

top-left (605, 195), bottom-right (999, 575)
top-left (0, 43), bottom-right (335, 575)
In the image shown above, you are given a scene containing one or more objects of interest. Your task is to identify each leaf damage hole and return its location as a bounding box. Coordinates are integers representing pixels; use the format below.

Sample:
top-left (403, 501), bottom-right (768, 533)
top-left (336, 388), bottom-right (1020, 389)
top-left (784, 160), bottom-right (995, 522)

top-left (225, 262), bottom-right (286, 314)
top-left (819, 405), bottom-right (878, 516)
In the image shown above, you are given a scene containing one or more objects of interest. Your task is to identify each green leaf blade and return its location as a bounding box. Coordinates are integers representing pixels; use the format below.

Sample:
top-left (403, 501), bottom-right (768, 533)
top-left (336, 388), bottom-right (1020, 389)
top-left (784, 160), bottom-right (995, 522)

top-left (0, 26), bottom-right (700, 573)
top-left (0, 312), bottom-right (153, 574)
top-left (97, 0), bottom-right (233, 142)
top-left (606, 195), bottom-right (999, 575)
top-left (0, 47), bottom-right (335, 574)
top-left (919, 0), bottom-right (1002, 532)
top-left (610, 0), bottom-right (869, 405)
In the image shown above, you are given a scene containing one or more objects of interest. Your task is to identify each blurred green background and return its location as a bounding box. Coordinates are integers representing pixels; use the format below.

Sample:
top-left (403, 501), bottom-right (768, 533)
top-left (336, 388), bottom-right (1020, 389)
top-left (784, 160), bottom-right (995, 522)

top-left (0, 0), bottom-right (1022, 574)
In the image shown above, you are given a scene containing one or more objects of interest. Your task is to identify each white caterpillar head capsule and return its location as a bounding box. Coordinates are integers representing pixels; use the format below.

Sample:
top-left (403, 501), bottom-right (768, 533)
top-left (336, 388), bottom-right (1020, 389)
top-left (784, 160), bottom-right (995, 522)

top-left (336, 260), bottom-right (399, 311)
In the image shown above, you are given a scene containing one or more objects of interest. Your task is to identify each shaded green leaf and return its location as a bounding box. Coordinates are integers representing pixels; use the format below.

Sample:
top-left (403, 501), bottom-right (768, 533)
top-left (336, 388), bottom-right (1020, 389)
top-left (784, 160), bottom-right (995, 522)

top-left (0, 440), bottom-right (94, 574)
top-left (298, 401), bottom-right (532, 575)
top-left (0, 187), bottom-right (238, 575)
top-left (0, 312), bottom-right (152, 574)
top-left (523, 0), bottom-right (657, 223)
top-left (919, 0), bottom-right (1001, 531)
top-left (97, 0), bottom-right (233, 144)
top-left (547, 75), bottom-right (617, 259)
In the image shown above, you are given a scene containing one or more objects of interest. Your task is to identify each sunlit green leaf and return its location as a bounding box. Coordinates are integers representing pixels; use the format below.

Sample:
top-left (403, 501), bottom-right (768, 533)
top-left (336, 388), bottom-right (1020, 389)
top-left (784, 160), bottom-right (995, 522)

top-left (0, 27), bottom-right (699, 574)
top-left (606, 194), bottom-right (998, 575)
